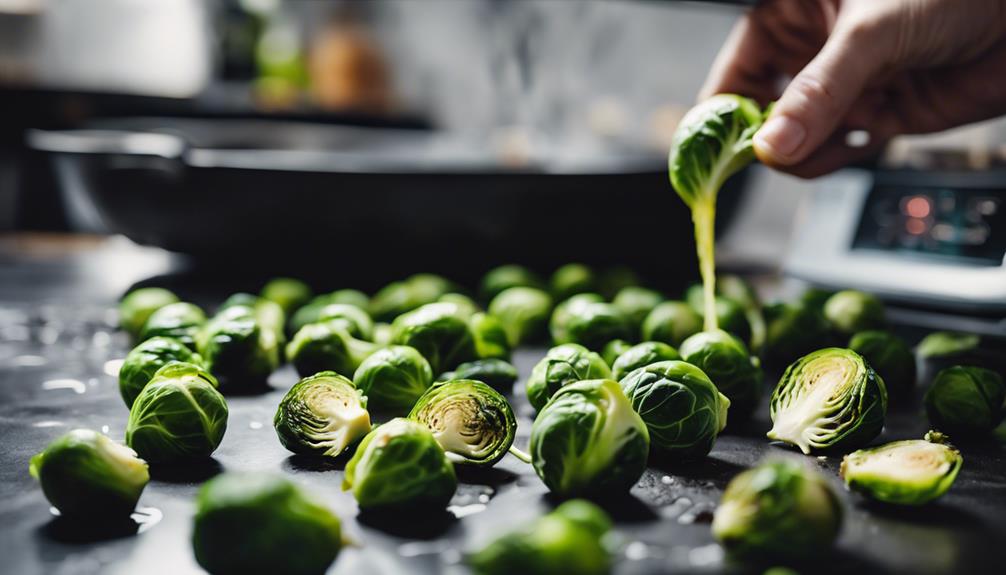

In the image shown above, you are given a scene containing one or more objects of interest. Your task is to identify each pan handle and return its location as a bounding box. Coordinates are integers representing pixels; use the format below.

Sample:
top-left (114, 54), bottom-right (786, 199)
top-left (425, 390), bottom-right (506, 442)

top-left (26, 129), bottom-right (186, 159)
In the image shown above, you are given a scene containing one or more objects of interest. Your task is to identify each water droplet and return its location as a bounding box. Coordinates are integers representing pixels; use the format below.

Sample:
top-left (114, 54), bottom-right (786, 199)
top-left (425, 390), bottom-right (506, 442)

top-left (49, 506), bottom-right (61, 516)
top-left (249, 421), bottom-right (264, 430)
top-left (103, 359), bottom-right (124, 377)
top-left (477, 494), bottom-right (490, 504)
top-left (132, 506), bottom-right (163, 533)
top-left (33, 420), bottom-right (65, 428)
top-left (101, 425), bottom-right (110, 434)
top-left (448, 503), bottom-right (487, 518)
top-left (42, 379), bottom-right (86, 394)
top-left (625, 541), bottom-right (651, 561)
top-left (13, 355), bottom-right (47, 367)
top-left (661, 475), bottom-right (674, 485)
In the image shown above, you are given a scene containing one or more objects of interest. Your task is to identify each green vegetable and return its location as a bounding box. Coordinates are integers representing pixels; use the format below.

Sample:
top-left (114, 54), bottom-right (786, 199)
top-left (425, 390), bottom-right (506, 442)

top-left (390, 302), bottom-right (478, 375)
top-left (619, 360), bottom-right (729, 459)
top-left (612, 286), bottom-right (663, 336)
top-left (372, 322), bottom-right (394, 346)
top-left (550, 263), bottom-right (596, 301)
top-left (470, 312), bottom-right (511, 360)
top-left (549, 297), bottom-right (630, 352)
top-left (197, 305), bottom-right (281, 389)
top-left (823, 290), bottom-right (885, 335)
top-left (761, 301), bottom-right (832, 367)
top-left (192, 472), bottom-right (342, 575)
top-left (768, 348), bottom-right (886, 454)
top-left (342, 418), bottom-right (457, 510)
top-left (916, 331), bottom-right (981, 359)
top-left (679, 330), bottom-right (763, 416)
top-left (315, 303), bottom-right (374, 341)
top-left (641, 301), bottom-right (703, 347)
top-left (260, 278), bottom-right (313, 316)
top-left (712, 459), bottom-right (842, 560)
top-left (718, 275), bottom-right (766, 352)
top-left (840, 431), bottom-right (962, 505)
top-left (800, 287), bottom-right (835, 312)
top-left (125, 362), bottom-right (228, 463)
top-left (685, 286), bottom-right (752, 347)
top-left (370, 273), bottom-right (455, 322)
top-left (601, 339), bottom-right (632, 368)
top-left (438, 358), bottom-right (518, 393)
top-left (139, 302), bottom-right (206, 350)
top-left (610, 341), bottom-right (681, 381)
top-left (480, 264), bottom-right (545, 302)
top-left (352, 345), bottom-right (434, 414)
top-left (288, 289), bottom-right (369, 335)
top-left (469, 500), bottom-right (612, 575)
top-left (530, 379), bottom-right (649, 497)
top-left (287, 321), bottom-right (378, 378)
top-left (438, 292), bottom-right (481, 318)
top-left (29, 429), bottom-right (149, 518)
top-left (924, 366), bottom-right (1005, 436)
top-left (526, 343), bottom-right (611, 412)
top-left (488, 286), bottom-right (554, 346)
top-left (849, 330), bottom-right (916, 398)
top-left (409, 379), bottom-right (517, 466)
top-left (274, 371), bottom-right (371, 457)
top-left (119, 287), bottom-right (179, 338)
top-left (118, 336), bottom-right (204, 408)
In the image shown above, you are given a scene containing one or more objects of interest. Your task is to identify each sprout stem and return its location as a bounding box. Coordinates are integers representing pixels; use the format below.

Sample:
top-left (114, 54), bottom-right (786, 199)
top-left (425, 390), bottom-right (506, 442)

top-left (508, 445), bottom-right (532, 464)
top-left (693, 200), bottom-right (718, 332)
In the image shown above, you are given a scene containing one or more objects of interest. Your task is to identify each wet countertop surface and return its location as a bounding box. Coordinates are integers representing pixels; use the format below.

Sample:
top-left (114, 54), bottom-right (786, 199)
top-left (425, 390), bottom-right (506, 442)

top-left (1, 235), bottom-right (1005, 575)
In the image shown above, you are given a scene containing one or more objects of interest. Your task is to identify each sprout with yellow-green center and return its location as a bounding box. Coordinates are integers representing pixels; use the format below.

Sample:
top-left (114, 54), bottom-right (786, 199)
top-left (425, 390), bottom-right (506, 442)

top-left (840, 431), bottom-right (962, 505)
top-left (274, 372), bottom-right (371, 458)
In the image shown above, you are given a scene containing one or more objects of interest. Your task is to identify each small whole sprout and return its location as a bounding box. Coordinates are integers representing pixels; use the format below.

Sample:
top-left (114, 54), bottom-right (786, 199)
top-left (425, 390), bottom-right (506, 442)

top-left (679, 330), bottom-right (763, 417)
top-left (192, 472), bottom-right (342, 575)
top-left (372, 322), bottom-right (394, 346)
top-left (488, 286), bottom-right (554, 347)
top-left (287, 321), bottom-right (378, 379)
top-left (438, 292), bottom-right (481, 318)
top-left (274, 372), bottom-right (371, 458)
top-left (924, 366), bottom-right (1005, 436)
top-left (343, 418), bottom-right (457, 511)
top-left (370, 273), bottom-right (455, 322)
top-left (409, 379), bottom-right (517, 466)
top-left (139, 302), bottom-right (206, 350)
top-left (316, 303), bottom-right (374, 341)
top-left (717, 275), bottom-right (766, 352)
top-left (612, 286), bottom-right (663, 336)
top-left (288, 289), bottom-right (369, 335)
top-left (800, 287), bottom-right (835, 312)
top-left (469, 500), bottom-right (613, 575)
top-left (686, 286), bottom-right (753, 346)
top-left (439, 358), bottom-right (518, 393)
top-left (610, 341), bottom-right (681, 381)
top-left (840, 432), bottom-right (963, 505)
top-left (30, 429), bottom-right (149, 518)
top-left (260, 277), bottom-right (313, 316)
top-left (353, 345), bottom-right (434, 414)
top-left (530, 379), bottom-right (649, 497)
top-left (197, 305), bottom-right (280, 390)
top-left (119, 287), bottom-right (179, 338)
top-left (642, 301), bottom-right (703, 347)
top-left (768, 348), bottom-right (887, 454)
top-left (601, 339), bottom-right (633, 367)
top-left (118, 336), bottom-right (204, 408)
top-left (712, 459), bottom-right (843, 560)
top-left (550, 263), bottom-right (597, 301)
top-left (526, 343), bottom-right (611, 412)
top-left (823, 290), bottom-right (885, 335)
top-left (917, 331), bottom-right (981, 360)
top-left (761, 301), bottom-right (832, 367)
top-left (480, 264), bottom-right (545, 302)
top-left (470, 312), bottom-right (511, 360)
top-left (848, 330), bottom-right (916, 398)
top-left (619, 361), bottom-right (729, 460)
top-left (125, 362), bottom-right (229, 463)
top-left (219, 293), bottom-right (287, 352)
top-left (550, 297), bottom-right (631, 352)
top-left (390, 302), bottom-right (478, 374)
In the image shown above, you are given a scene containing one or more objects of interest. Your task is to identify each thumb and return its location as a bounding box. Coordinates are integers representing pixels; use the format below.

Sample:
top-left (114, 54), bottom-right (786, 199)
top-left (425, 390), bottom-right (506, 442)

top-left (754, 26), bottom-right (883, 166)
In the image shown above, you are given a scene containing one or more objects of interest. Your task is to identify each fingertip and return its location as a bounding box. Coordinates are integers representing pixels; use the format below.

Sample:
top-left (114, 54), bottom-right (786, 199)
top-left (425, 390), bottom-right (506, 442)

top-left (753, 115), bottom-right (807, 166)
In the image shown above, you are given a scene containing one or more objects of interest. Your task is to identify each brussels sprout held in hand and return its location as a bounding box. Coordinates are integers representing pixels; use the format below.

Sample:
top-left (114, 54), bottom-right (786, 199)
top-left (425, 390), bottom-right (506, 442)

top-left (679, 329), bottom-right (763, 417)
top-left (840, 431), bottom-right (963, 505)
top-left (353, 345), bottom-right (433, 415)
top-left (139, 301), bottom-right (206, 350)
top-left (642, 301), bottom-right (702, 347)
top-left (274, 371), bottom-right (371, 458)
top-left (610, 341), bottom-right (680, 381)
top-left (287, 321), bottom-right (378, 379)
top-left (924, 365), bottom-right (1005, 436)
top-left (488, 286), bottom-right (553, 347)
top-left (849, 330), bottom-right (916, 398)
top-left (526, 343), bottom-right (611, 412)
top-left (119, 287), bottom-right (179, 338)
top-left (118, 336), bottom-right (204, 408)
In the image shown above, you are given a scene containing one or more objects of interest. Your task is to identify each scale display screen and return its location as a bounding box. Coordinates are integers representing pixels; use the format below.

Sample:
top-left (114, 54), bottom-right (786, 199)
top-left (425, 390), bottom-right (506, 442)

top-left (853, 184), bottom-right (1006, 266)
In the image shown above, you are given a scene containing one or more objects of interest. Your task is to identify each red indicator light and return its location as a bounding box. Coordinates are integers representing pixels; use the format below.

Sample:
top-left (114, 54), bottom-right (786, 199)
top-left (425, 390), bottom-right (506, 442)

top-left (905, 196), bottom-right (931, 219)
top-left (906, 218), bottom-right (927, 235)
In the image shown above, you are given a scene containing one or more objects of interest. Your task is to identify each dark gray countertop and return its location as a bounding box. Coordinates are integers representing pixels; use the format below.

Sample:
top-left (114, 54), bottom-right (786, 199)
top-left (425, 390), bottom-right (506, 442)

top-left (1, 235), bottom-right (1005, 575)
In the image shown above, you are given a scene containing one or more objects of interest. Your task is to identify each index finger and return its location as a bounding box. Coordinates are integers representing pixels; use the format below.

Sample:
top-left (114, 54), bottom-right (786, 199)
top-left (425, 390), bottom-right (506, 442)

top-left (698, 15), bottom-right (779, 104)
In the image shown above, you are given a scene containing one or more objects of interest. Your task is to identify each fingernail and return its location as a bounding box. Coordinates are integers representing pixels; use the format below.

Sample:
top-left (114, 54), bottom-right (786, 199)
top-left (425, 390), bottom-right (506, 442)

top-left (755, 115), bottom-right (806, 163)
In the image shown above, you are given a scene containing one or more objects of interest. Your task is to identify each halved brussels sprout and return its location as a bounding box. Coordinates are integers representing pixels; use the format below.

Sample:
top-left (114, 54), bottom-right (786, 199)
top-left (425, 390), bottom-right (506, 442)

top-left (526, 343), bottom-right (611, 412)
top-left (849, 330), bottom-right (916, 398)
top-left (550, 297), bottom-right (631, 352)
top-left (612, 286), bottom-right (663, 335)
top-left (641, 301), bottom-right (703, 348)
top-left (260, 277), bottom-right (313, 316)
top-left (274, 372), bottom-right (371, 458)
top-left (679, 330), bottom-right (763, 416)
top-left (409, 379), bottom-right (517, 466)
top-left (601, 339), bottom-right (633, 368)
top-left (125, 362), bottom-right (229, 463)
top-left (370, 273), bottom-right (455, 322)
top-left (768, 348), bottom-right (887, 454)
top-left (610, 341), bottom-right (680, 381)
top-left (470, 312), bottom-right (511, 360)
top-left (438, 292), bottom-right (481, 318)
top-left (824, 290), bottom-right (885, 335)
top-left (550, 263), bottom-right (596, 301)
top-left (316, 303), bottom-right (374, 341)
top-left (287, 321), bottom-right (378, 379)
top-left (352, 345), bottom-right (433, 414)
top-left (488, 286), bottom-right (553, 347)
top-left (343, 418), bottom-right (457, 511)
top-left (288, 289), bottom-right (369, 335)
top-left (469, 500), bottom-right (612, 575)
top-left (712, 459), bottom-right (842, 560)
top-left (620, 361), bottom-right (729, 460)
top-left (761, 301), bottom-right (832, 367)
top-left (197, 305), bottom-right (280, 390)
top-left (438, 358), bottom-right (518, 393)
top-left (924, 365), bottom-right (1005, 436)
top-left (840, 431), bottom-right (963, 505)
top-left (139, 302), bottom-right (206, 350)
top-left (530, 379), bottom-right (649, 497)
top-left (480, 264), bottom-right (545, 302)
top-left (119, 336), bottom-right (204, 408)
top-left (390, 302), bottom-right (477, 375)
top-left (119, 287), bottom-right (179, 338)
top-left (30, 429), bottom-right (149, 518)
top-left (193, 472), bottom-right (342, 575)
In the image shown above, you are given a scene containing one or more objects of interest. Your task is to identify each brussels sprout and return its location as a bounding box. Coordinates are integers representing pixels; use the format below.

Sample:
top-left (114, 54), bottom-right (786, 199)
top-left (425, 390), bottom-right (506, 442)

top-left (849, 330), bottom-right (916, 398)
top-left (679, 330), bottom-right (763, 416)
top-left (480, 264), bottom-right (545, 302)
top-left (342, 418), bottom-right (457, 511)
top-left (712, 459), bottom-right (842, 560)
top-left (601, 339), bottom-right (632, 368)
top-left (197, 306), bottom-right (280, 390)
top-left (352, 345), bottom-right (434, 414)
top-left (192, 472), bottom-right (342, 575)
top-left (470, 312), bottom-right (511, 360)
top-left (469, 500), bottom-right (612, 575)
top-left (526, 343), bottom-right (611, 412)
top-left (119, 287), bottom-right (179, 338)
top-left (139, 302), bottom-right (206, 350)
top-left (409, 379), bottom-right (517, 466)
top-left (917, 331), bottom-right (981, 360)
top-left (391, 302), bottom-right (478, 375)
top-left (530, 379), bottom-right (649, 497)
top-left (611, 341), bottom-right (681, 381)
top-left (119, 336), bottom-right (204, 408)
top-left (800, 287), bottom-right (835, 313)
top-left (718, 275), bottom-right (766, 352)
top-left (29, 429), bottom-right (149, 518)
top-left (823, 290), bottom-right (885, 335)
top-left (686, 287), bottom-right (753, 347)
top-left (924, 366), bottom-right (1005, 436)
top-left (488, 286), bottom-right (554, 347)
top-left (439, 292), bottom-right (481, 318)
top-left (316, 303), bottom-right (374, 341)
top-left (620, 361), bottom-right (729, 460)
top-left (372, 322), bottom-right (394, 346)
top-left (612, 286), bottom-right (663, 335)
top-left (287, 321), bottom-right (378, 379)
top-left (438, 358), bottom-right (519, 393)
top-left (274, 372), bottom-right (371, 458)
top-left (260, 277), bottom-right (313, 316)
top-left (768, 348), bottom-right (887, 454)
top-left (840, 431), bottom-right (963, 505)
top-left (125, 362), bottom-right (229, 463)
top-left (289, 289), bottom-right (369, 335)
top-left (550, 263), bottom-right (596, 301)
top-left (549, 297), bottom-right (631, 352)
top-left (219, 293), bottom-right (287, 350)
top-left (370, 273), bottom-right (455, 322)
top-left (641, 301), bottom-right (703, 347)
top-left (761, 301), bottom-right (832, 367)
